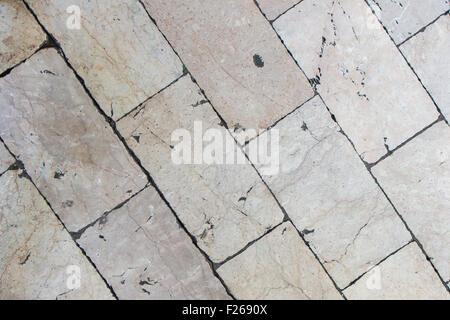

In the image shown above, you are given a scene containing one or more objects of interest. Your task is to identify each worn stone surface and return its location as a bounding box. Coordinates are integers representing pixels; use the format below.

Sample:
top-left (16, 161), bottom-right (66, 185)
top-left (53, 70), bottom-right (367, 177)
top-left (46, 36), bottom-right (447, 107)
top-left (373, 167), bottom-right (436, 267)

top-left (344, 243), bottom-right (449, 299)
top-left (256, 0), bottom-right (300, 21)
top-left (249, 96), bottom-right (411, 288)
top-left (372, 121), bottom-right (450, 283)
top-left (274, 0), bottom-right (439, 163)
top-left (400, 15), bottom-right (450, 121)
top-left (142, 0), bottom-right (314, 136)
top-left (78, 186), bottom-right (230, 300)
top-left (117, 75), bottom-right (284, 263)
top-left (27, 0), bottom-right (184, 120)
top-left (217, 222), bottom-right (342, 299)
top-left (0, 48), bottom-right (147, 232)
top-left (367, 0), bottom-right (449, 45)
top-left (0, 170), bottom-right (113, 300)
top-left (0, 144), bottom-right (13, 175)
top-left (0, 0), bottom-right (46, 74)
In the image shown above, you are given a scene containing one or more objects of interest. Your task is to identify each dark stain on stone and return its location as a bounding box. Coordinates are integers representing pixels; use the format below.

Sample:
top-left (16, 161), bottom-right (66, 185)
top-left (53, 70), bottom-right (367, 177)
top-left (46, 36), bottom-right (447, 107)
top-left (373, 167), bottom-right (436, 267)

top-left (301, 122), bottom-right (309, 131)
top-left (302, 228), bottom-right (315, 235)
top-left (20, 252), bottom-right (31, 265)
top-left (62, 200), bottom-right (74, 208)
top-left (54, 171), bottom-right (65, 179)
top-left (253, 54), bottom-right (264, 68)
top-left (132, 135), bottom-right (140, 143)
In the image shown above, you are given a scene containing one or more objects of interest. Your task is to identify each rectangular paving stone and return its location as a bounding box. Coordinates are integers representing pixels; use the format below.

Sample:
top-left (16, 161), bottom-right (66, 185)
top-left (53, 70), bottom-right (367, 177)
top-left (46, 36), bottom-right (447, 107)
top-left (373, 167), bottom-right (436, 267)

top-left (248, 96), bottom-right (411, 288)
top-left (217, 222), bottom-right (342, 299)
top-left (0, 170), bottom-right (113, 300)
top-left (0, 143), bottom-right (13, 175)
top-left (0, 0), bottom-right (46, 74)
top-left (367, 0), bottom-right (449, 45)
top-left (117, 75), bottom-right (285, 263)
top-left (344, 243), bottom-right (449, 299)
top-left (0, 48), bottom-right (147, 232)
top-left (372, 121), bottom-right (450, 283)
top-left (27, 0), bottom-right (184, 120)
top-left (142, 0), bottom-right (314, 136)
top-left (274, 0), bottom-right (439, 163)
top-left (400, 15), bottom-right (450, 121)
top-left (77, 186), bottom-right (230, 300)
top-left (256, 0), bottom-right (300, 21)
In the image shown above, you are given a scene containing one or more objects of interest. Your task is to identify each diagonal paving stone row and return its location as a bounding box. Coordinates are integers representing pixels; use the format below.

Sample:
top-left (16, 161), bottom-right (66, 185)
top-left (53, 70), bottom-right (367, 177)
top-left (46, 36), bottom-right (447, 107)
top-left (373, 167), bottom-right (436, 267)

top-left (26, 0), bottom-right (184, 120)
top-left (344, 243), bottom-right (449, 299)
top-left (141, 0), bottom-right (314, 137)
top-left (274, 0), bottom-right (439, 163)
top-left (0, 170), bottom-right (113, 300)
top-left (0, 48), bottom-right (147, 232)
top-left (77, 186), bottom-right (230, 300)
top-left (400, 15), bottom-right (450, 121)
top-left (217, 222), bottom-right (342, 299)
top-left (256, 0), bottom-right (301, 21)
top-left (372, 121), bottom-right (450, 284)
top-left (117, 75), bottom-right (285, 263)
top-left (367, 0), bottom-right (449, 45)
top-left (248, 96), bottom-right (411, 288)
top-left (0, 143), bottom-right (14, 175)
top-left (0, 0), bottom-right (46, 74)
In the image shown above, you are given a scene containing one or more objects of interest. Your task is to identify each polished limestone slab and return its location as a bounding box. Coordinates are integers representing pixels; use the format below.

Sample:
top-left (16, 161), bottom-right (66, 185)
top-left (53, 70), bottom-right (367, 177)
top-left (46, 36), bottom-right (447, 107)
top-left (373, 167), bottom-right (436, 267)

top-left (142, 0), bottom-right (314, 137)
top-left (217, 222), bottom-right (342, 299)
top-left (77, 186), bottom-right (229, 300)
top-left (0, 48), bottom-right (147, 232)
top-left (400, 15), bottom-right (450, 121)
top-left (0, 170), bottom-right (113, 300)
top-left (248, 96), bottom-right (411, 288)
top-left (372, 121), bottom-right (450, 284)
top-left (117, 76), bottom-right (284, 263)
top-left (344, 243), bottom-right (449, 299)
top-left (27, 0), bottom-right (184, 120)
top-left (274, 0), bottom-right (438, 163)
top-left (0, 0), bottom-right (46, 73)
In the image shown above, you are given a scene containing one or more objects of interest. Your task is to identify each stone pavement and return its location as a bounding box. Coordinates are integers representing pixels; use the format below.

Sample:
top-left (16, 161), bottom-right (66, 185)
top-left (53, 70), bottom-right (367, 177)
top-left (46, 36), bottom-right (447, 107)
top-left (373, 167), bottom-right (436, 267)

top-left (0, 0), bottom-right (448, 300)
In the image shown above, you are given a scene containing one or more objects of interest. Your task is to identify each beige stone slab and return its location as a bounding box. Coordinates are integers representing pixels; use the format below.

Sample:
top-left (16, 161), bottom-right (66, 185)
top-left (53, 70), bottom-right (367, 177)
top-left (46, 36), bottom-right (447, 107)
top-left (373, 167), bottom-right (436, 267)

top-left (0, 48), bottom-right (147, 232)
top-left (142, 0), bottom-right (314, 136)
top-left (27, 0), bottom-right (183, 120)
top-left (217, 222), bottom-right (342, 299)
top-left (400, 15), bottom-right (450, 121)
top-left (372, 121), bottom-right (450, 283)
top-left (248, 96), bottom-right (411, 288)
top-left (274, 0), bottom-right (439, 163)
top-left (0, 0), bottom-right (46, 74)
top-left (256, 0), bottom-right (300, 21)
top-left (77, 187), bottom-right (230, 300)
top-left (0, 143), bottom-right (13, 175)
top-left (0, 170), bottom-right (113, 300)
top-left (367, 0), bottom-right (449, 45)
top-left (344, 243), bottom-right (449, 299)
top-left (117, 75), bottom-right (284, 263)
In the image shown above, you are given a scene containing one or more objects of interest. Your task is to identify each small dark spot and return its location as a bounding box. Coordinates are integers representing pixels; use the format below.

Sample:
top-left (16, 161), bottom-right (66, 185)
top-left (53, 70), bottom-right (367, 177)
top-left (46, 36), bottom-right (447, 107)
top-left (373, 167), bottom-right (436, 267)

top-left (281, 227), bottom-right (287, 235)
top-left (301, 122), bottom-right (309, 131)
top-left (54, 171), bottom-right (65, 179)
top-left (99, 235), bottom-right (106, 241)
top-left (253, 54), bottom-right (264, 68)
top-left (20, 253), bottom-right (31, 265)
top-left (238, 197), bottom-right (247, 202)
top-left (40, 70), bottom-right (56, 76)
top-left (302, 228), bottom-right (315, 235)
top-left (191, 99), bottom-right (208, 108)
top-left (62, 200), bottom-right (74, 208)
top-left (132, 135), bottom-right (140, 143)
